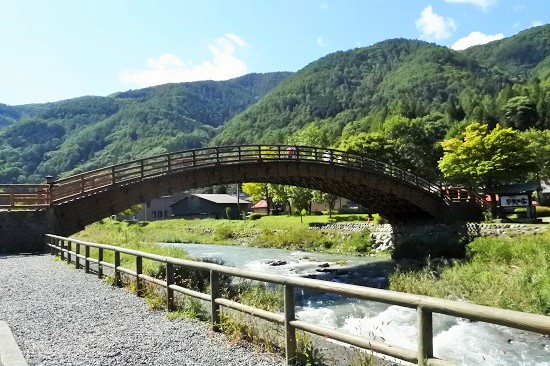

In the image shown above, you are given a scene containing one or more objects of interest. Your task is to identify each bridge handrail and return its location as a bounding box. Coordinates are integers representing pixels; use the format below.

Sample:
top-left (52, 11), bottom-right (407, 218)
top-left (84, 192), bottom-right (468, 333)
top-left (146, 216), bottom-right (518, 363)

top-left (46, 234), bottom-right (550, 366)
top-left (0, 184), bottom-right (50, 209)
top-left (48, 145), bottom-right (443, 204)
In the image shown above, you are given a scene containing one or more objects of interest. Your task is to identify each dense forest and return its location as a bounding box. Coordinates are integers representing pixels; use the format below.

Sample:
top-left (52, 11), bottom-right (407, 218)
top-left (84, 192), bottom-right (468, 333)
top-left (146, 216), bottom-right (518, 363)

top-left (1, 25), bottom-right (549, 183)
top-left (0, 73), bottom-right (290, 182)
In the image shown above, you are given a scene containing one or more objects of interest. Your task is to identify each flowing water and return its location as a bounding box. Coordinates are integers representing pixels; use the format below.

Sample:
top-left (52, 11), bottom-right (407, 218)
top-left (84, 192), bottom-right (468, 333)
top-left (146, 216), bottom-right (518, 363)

top-left (167, 243), bottom-right (550, 365)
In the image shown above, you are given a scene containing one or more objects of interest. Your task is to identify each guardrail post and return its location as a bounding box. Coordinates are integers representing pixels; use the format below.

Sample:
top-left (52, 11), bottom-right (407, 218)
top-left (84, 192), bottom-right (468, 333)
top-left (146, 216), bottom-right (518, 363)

top-left (84, 246), bottom-right (90, 273)
top-left (210, 270), bottom-right (220, 331)
top-left (417, 306), bottom-right (433, 366)
top-left (80, 176), bottom-right (85, 193)
top-left (215, 147), bottom-right (220, 164)
top-left (192, 150), bottom-right (196, 166)
top-left (75, 243), bottom-right (80, 269)
top-left (111, 166), bottom-right (116, 185)
top-left (140, 160), bottom-right (145, 179)
top-left (167, 154), bottom-right (172, 172)
top-left (166, 262), bottom-right (175, 311)
top-left (284, 285), bottom-right (297, 365)
top-left (238, 146), bottom-right (242, 161)
top-left (136, 256), bottom-right (143, 296)
top-left (114, 251), bottom-right (122, 287)
top-left (258, 145), bottom-right (262, 161)
top-left (50, 237), bottom-right (55, 255)
top-left (46, 175), bottom-right (55, 207)
top-left (66, 241), bottom-right (72, 265)
top-left (59, 240), bottom-right (65, 260)
top-left (98, 248), bottom-right (103, 279)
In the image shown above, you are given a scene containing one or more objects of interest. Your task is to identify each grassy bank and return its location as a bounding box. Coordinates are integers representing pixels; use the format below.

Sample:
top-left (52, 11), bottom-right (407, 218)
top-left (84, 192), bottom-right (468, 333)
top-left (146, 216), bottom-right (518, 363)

top-left (74, 214), bottom-right (378, 255)
top-left (390, 228), bottom-right (550, 315)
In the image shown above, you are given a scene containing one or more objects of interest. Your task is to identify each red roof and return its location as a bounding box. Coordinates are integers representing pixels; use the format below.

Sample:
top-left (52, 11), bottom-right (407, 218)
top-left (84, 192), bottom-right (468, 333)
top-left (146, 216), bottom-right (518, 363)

top-left (251, 199), bottom-right (268, 209)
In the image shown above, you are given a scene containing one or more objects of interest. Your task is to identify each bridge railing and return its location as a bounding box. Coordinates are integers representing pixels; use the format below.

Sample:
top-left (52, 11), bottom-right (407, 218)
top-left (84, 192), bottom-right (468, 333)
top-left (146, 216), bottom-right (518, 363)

top-left (441, 187), bottom-right (489, 209)
top-left (0, 184), bottom-right (50, 210)
top-left (46, 234), bottom-right (550, 366)
top-left (48, 145), bottom-right (443, 205)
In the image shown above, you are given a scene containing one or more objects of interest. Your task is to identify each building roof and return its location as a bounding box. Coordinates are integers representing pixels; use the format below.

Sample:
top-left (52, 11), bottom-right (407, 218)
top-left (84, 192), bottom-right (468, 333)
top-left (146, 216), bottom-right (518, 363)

top-left (190, 194), bottom-right (251, 204)
top-left (486, 182), bottom-right (540, 194)
top-left (251, 199), bottom-right (268, 209)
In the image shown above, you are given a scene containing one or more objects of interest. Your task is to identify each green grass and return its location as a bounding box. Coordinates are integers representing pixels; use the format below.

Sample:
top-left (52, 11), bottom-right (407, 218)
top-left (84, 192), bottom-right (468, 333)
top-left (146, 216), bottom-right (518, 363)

top-left (390, 229), bottom-right (550, 315)
top-left (514, 205), bottom-right (550, 217)
top-left (74, 215), bottom-right (378, 256)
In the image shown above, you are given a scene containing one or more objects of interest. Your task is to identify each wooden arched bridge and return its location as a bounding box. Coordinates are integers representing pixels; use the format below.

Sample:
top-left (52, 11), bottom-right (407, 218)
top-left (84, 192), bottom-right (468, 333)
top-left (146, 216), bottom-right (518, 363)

top-left (0, 145), bottom-right (484, 251)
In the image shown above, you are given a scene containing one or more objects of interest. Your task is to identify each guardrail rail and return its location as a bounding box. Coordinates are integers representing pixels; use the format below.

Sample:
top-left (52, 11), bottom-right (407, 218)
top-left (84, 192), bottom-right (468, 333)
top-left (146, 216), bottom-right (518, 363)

top-left (46, 234), bottom-right (550, 366)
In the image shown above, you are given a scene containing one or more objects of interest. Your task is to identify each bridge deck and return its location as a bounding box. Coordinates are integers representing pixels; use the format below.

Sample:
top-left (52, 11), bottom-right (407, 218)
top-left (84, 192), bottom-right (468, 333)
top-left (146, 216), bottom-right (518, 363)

top-left (0, 255), bottom-right (284, 366)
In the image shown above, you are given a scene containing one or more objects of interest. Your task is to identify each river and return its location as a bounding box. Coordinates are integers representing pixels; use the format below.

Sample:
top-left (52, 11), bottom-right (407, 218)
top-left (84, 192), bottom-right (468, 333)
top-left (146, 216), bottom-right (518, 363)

top-left (167, 243), bottom-right (550, 366)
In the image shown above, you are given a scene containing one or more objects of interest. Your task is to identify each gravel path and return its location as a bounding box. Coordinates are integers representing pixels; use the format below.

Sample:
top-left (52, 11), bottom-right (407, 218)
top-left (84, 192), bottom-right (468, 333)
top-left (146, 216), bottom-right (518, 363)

top-left (0, 254), bottom-right (285, 366)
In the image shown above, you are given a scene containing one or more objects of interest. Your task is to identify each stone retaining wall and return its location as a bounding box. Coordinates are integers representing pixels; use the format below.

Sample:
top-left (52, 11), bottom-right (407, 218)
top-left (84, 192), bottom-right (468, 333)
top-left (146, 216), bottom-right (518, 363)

top-left (309, 222), bottom-right (547, 252)
top-left (0, 209), bottom-right (58, 254)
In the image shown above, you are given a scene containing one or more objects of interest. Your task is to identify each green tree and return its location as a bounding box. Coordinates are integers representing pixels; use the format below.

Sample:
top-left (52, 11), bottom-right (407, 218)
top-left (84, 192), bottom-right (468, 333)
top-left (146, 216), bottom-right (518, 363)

top-left (242, 182), bottom-right (271, 215)
top-left (522, 129), bottom-right (550, 181)
top-left (438, 122), bottom-right (536, 213)
top-left (287, 122), bottom-right (328, 147)
top-left (287, 186), bottom-right (312, 215)
top-left (312, 190), bottom-right (337, 217)
top-left (502, 96), bottom-right (538, 130)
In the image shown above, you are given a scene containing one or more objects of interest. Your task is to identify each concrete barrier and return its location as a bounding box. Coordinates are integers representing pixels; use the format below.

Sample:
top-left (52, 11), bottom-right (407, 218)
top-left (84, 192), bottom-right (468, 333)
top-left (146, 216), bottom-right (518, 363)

top-left (0, 321), bottom-right (28, 366)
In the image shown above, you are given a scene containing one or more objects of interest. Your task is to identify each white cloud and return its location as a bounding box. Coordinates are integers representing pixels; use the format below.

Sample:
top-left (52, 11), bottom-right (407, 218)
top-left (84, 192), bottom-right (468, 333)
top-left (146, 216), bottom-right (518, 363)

top-left (451, 31), bottom-right (504, 50)
top-left (532, 20), bottom-right (543, 27)
top-left (444, 0), bottom-right (497, 10)
top-left (416, 6), bottom-right (457, 40)
top-left (320, 2), bottom-right (328, 10)
top-left (512, 22), bottom-right (520, 29)
top-left (119, 34), bottom-right (248, 87)
top-left (317, 36), bottom-right (327, 47)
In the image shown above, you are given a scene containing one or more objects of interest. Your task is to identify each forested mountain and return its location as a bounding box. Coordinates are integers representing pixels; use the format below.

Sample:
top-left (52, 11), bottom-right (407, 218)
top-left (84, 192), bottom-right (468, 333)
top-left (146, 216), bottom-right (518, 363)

top-left (1, 25), bottom-right (549, 184)
top-left (213, 25), bottom-right (550, 147)
top-left (463, 25), bottom-right (550, 79)
top-left (0, 72), bottom-right (290, 182)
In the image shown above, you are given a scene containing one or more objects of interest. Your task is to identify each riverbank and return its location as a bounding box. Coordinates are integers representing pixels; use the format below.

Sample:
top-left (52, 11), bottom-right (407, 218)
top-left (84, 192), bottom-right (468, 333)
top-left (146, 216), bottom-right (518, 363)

top-left (390, 227), bottom-right (550, 316)
top-left (74, 217), bottom-right (550, 316)
top-left (74, 215), bottom-right (381, 256)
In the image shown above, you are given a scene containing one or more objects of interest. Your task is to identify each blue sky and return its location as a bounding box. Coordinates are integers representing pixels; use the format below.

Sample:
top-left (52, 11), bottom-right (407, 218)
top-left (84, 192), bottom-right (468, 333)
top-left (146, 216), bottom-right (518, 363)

top-left (0, 0), bottom-right (548, 105)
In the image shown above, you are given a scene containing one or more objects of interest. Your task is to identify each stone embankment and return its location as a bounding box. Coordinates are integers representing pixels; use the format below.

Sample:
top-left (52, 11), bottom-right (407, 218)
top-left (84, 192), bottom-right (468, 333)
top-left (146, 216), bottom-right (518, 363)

top-left (0, 255), bottom-right (284, 366)
top-left (309, 222), bottom-right (547, 252)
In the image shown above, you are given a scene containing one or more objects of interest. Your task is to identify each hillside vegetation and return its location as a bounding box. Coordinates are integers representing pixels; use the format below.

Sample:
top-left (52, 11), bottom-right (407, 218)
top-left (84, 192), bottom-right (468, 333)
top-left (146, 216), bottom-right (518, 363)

top-left (214, 26), bottom-right (550, 149)
top-left (1, 25), bottom-right (549, 184)
top-left (0, 72), bottom-right (290, 182)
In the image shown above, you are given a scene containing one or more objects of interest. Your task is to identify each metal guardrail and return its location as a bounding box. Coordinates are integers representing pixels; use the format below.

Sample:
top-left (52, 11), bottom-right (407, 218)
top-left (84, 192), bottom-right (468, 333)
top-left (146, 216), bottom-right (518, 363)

top-left (46, 234), bottom-right (550, 366)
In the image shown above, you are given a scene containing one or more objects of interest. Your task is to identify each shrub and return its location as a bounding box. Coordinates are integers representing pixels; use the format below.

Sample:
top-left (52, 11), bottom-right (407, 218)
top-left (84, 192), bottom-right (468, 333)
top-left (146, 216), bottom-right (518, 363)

top-left (248, 213), bottom-right (263, 220)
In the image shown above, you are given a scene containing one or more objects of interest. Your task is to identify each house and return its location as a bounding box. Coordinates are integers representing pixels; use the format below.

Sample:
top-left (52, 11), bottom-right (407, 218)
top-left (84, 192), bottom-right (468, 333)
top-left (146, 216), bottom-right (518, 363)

top-left (129, 192), bottom-right (187, 221)
top-left (251, 199), bottom-right (269, 215)
top-left (170, 194), bottom-right (251, 219)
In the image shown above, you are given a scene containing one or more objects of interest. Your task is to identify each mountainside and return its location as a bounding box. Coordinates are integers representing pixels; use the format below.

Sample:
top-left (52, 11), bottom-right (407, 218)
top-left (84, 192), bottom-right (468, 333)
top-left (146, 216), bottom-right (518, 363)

top-left (463, 25), bottom-right (550, 79)
top-left (0, 72), bottom-right (290, 182)
top-left (212, 25), bottom-right (550, 147)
